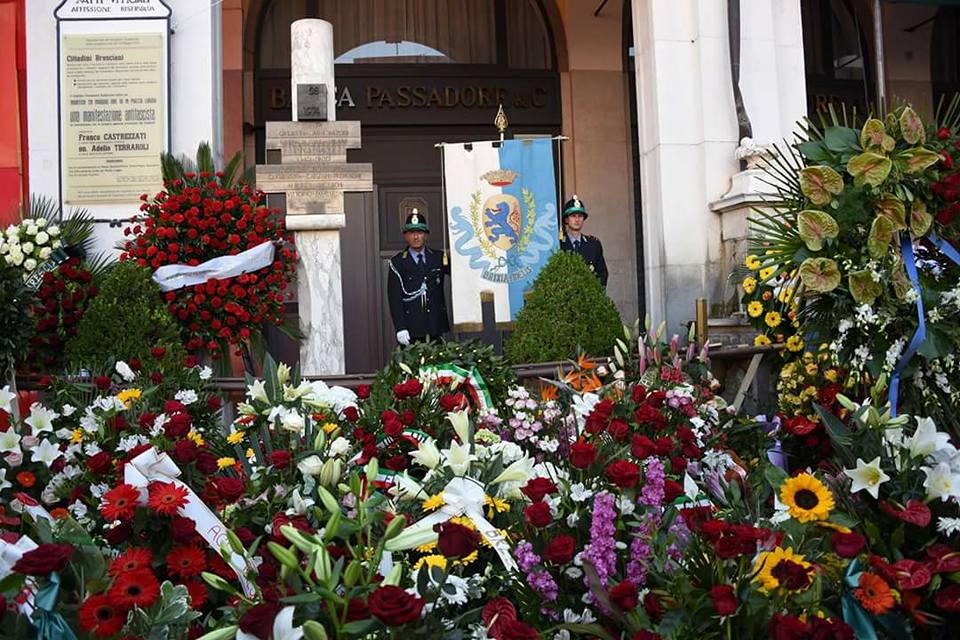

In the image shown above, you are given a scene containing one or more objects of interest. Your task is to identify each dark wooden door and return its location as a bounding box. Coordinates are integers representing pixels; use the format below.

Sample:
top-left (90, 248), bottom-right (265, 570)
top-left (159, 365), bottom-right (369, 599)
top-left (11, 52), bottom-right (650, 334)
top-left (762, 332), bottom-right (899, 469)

top-left (342, 188), bottom-right (386, 373)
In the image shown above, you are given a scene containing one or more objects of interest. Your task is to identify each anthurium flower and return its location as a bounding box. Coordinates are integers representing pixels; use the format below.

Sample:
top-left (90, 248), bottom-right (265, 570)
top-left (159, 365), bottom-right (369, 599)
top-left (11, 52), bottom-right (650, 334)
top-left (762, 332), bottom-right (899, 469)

top-left (844, 457), bottom-right (890, 499)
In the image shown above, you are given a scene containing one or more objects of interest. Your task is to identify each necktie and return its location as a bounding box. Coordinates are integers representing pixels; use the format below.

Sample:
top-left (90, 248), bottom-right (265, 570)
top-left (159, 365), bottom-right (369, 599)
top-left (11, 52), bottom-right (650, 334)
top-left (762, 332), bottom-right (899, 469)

top-left (417, 254), bottom-right (425, 266)
top-left (573, 240), bottom-right (580, 251)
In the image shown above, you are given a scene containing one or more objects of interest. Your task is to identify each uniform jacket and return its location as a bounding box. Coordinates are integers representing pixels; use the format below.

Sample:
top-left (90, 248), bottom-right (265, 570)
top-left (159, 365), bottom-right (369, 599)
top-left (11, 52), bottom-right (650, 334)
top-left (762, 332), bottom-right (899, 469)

top-left (560, 234), bottom-right (608, 287)
top-left (387, 247), bottom-right (450, 339)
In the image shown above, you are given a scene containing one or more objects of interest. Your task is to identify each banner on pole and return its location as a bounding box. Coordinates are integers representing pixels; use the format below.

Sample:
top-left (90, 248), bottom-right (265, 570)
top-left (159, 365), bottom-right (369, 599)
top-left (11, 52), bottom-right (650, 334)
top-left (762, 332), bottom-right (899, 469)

top-left (444, 138), bottom-right (559, 329)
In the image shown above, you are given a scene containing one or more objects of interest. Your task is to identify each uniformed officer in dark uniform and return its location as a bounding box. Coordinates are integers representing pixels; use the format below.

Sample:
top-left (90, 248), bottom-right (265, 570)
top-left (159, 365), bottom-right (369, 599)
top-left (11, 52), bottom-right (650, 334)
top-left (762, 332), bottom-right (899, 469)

top-left (387, 210), bottom-right (450, 345)
top-left (559, 195), bottom-right (608, 287)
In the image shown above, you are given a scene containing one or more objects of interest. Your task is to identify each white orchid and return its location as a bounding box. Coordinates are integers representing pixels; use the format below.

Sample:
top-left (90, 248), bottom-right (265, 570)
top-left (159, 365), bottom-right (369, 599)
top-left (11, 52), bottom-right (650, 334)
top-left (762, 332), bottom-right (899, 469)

top-left (246, 379), bottom-right (269, 404)
top-left (844, 457), bottom-right (890, 499)
top-left (0, 385), bottom-right (15, 414)
top-left (409, 438), bottom-right (441, 469)
top-left (922, 462), bottom-right (960, 502)
top-left (0, 429), bottom-right (22, 455)
top-left (24, 403), bottom-right (59, 434)
top-left (31, 438), bottom-right (62, 467)
top-left (906, 417), bottom-right (952, 460)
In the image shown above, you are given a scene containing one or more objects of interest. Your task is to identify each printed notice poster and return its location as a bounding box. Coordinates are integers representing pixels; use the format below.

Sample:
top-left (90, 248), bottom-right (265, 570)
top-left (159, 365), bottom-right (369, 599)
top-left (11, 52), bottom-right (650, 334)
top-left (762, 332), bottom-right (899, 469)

top-left (61, 33), bottom-right (166, 204)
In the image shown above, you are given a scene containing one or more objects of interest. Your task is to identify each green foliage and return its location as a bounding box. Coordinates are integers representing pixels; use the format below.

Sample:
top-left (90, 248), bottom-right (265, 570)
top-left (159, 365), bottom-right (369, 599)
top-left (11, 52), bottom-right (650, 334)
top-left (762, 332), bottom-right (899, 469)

top-left (66, 261), bottom-right (184, 370)
top-left (505, 251), bottom-right (622, 363)
top-left (0, 261), bottom-right (34, 377)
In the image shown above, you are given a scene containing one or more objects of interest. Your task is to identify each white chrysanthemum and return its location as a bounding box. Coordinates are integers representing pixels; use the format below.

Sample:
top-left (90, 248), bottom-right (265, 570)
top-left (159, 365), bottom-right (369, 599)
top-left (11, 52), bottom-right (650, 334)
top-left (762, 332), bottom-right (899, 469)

top-left (175, 389), bottom-right (198, 405)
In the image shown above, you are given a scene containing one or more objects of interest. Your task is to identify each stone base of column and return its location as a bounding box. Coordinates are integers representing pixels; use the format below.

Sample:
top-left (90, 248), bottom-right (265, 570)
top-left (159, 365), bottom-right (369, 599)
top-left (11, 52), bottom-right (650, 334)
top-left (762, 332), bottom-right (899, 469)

top-left (295, 229), bottom-right (345, 375)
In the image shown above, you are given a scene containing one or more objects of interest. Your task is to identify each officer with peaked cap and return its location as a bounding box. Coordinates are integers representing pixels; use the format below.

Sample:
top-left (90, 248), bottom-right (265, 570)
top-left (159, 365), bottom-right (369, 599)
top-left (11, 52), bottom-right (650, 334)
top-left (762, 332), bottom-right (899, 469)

top-left (387, 209), bottom-right (450, 346)
top-left (559, 195), bottom-right (608, 287)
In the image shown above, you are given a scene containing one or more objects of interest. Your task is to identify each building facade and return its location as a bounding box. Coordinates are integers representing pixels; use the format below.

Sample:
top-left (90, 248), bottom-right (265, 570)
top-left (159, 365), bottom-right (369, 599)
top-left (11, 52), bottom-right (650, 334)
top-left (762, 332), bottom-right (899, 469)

top-left (2, 0), bottom-right (959, 371)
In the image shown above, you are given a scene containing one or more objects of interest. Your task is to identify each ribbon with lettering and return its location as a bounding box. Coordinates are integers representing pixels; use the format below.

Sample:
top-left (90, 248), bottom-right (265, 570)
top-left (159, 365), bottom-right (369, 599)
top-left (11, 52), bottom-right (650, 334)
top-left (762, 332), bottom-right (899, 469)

top-left (124, 448), bottom-right (257, 597)
top-left (385, 476), bottom-right (517, 571)
top-left (151, 241), bottom-right (275, 292)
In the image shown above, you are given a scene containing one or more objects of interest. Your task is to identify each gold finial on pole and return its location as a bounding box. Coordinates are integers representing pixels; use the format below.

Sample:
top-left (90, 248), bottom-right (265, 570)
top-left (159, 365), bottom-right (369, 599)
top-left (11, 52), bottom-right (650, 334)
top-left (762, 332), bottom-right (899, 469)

top-left (495, 104), bottom-right (509, 141)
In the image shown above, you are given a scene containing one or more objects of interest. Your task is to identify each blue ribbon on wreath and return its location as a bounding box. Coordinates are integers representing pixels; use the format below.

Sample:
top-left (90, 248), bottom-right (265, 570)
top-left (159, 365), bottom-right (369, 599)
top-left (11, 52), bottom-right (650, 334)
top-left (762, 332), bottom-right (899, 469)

top-left (31, 571), bottom-right (77, 640)
top-left (888, 231), bottom-right (960, 417)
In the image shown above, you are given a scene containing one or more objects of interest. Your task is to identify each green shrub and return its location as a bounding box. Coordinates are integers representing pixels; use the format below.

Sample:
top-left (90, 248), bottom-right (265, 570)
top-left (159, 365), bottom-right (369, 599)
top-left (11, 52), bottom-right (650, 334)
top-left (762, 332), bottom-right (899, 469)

top-left (66, 261), bottom-right (184, 371)
top-left (0, 262), bottom-right (34, 378)
top-left (505, 251), bottom-right (622, 363)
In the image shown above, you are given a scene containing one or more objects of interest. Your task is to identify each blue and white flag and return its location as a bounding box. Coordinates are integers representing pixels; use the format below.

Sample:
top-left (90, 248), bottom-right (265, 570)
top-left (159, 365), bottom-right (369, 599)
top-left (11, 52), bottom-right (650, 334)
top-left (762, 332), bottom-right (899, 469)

top-left (444, 138), bottom-right (559, 328)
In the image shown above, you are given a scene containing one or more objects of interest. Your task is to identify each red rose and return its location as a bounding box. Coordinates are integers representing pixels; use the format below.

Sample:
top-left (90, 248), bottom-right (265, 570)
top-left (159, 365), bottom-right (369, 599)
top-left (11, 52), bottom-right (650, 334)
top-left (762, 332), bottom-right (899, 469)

top-left (94, 375), bottom-right (112, 391)
top-left (771, 559), bottom-right (811, 590)
top-left (543, 534), bottom-right (576, 564)
top-left (524, 502), bottom-right (552, 528)
top-left (709, 584), bottom-right (739, 616)
top-left (239, 601), bottom-right (282, 640)
top-left (346, 597), bottom-right (371, 622)
top-left (669, 456), bottom-right (688, 474)
top-left (631, 384), bottom-right (647, 403)
top-left (435, 521), bottom-right (481, 559)
top-left (164, 412), bottom-right (191, 438)
top-left (831, 531), bottom-right (866, 559)
top-left (653, 436), bottom-right (673, 456)
top-left (393, 379), bottom-right (423, 400)
top-left (170, 516), bottom-right (197, 543)
top-left (646, 390), bottom-right (666, 408)
top-left (215, 477), bottom-right (245, 502)
top-left (196, 451), bottom-right (218, 474)
top-left (13, 543), bottom-right (73, 576)
top-left (235, 526), bottom-right (255, 547)
top-left (632, 633), bottom-right (661, 640)
top-left (521, 477), bottom-right (558, 503)
top-left (569, 440), bottom-right (597, 469)
top-left (356, 384), bottom-right (371, 399)
top-left (151, 347), bottom-right (167, 359)
top-left (269, 449), bottom-right (291, 468)
top-left (439, 393), bottom-right (467, 412)
top-left (482, 597), bottom-right (517, 638)
top-left (272, 513), bottom-right (313, 543)
top-left (609, 580), bottom-right (639, 610)
top-left (635, 403), bottom-right (665, 428)
top-left (368, 585), bottom-right (425, 626)
top-left (606, 459), bottom-right (641, 488)
top-left (384, 454), bottom-right (408, 471)
top-left (86, 451), bottom-right (113, 475)
top-left (498, 619), bottom-right (539, 640)
top-left (631, 434), bottom-right (655, 460)
top-left (768, 614), bottom-right (808, 640)
top-left (643, 592), bottom-right (664, 620)
top-left (173, 439), bottom-right (198, 464)
top-left (608, 419), bottom-right (629, 441)
top-left (342, 406), bottom-right (360, 422)
top-left (103, 522), bottom-right (132, 546)
top-left (382, 411), bottom-right (404, 438)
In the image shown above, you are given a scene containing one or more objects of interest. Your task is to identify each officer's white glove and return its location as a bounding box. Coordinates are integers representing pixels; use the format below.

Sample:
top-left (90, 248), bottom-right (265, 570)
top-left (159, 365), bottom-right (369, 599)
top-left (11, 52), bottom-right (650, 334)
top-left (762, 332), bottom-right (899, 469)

top-left (396, 330), bottom-right (411, 346)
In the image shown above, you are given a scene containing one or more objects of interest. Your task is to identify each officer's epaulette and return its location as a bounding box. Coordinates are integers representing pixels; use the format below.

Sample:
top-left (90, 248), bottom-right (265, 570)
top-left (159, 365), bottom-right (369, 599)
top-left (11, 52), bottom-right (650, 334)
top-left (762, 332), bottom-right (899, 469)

top-left (402, 250), bottom-right (409, 258)
top-left (585, 235), bottom-right (595, 241)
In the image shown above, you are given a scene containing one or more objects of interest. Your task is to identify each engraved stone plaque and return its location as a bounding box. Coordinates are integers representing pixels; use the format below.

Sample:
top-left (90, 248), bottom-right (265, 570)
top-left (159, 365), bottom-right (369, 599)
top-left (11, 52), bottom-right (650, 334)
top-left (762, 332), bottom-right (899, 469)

top-left (265, 121), bottom-right (362, 164)
top-left (257, 162), bottom-right (373, 215)
top-left (296, 83), bottom-right (327, 121)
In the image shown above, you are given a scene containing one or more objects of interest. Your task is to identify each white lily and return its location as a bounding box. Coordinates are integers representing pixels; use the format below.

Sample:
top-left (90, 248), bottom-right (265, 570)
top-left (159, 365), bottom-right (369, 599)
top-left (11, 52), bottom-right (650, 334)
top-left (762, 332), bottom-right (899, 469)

top-left (844, 457), bottom-right (890, 499)
top-left (441, 440), bottom-right (476, 476)
top-left (0, 385), bottom-right (15, 414)
top-left (922, 462), bottom-right (960, 502)
top-left (409, 438), bottom-right (440, 469)
top-left (0, 468), bottom-right (10, 493)
top-left (447, 410), bottom-right (471, 444)
top-left (276, 363), bottom-right (291, 386)
top-left (283, 381), bottom-right (312, 402)
top-left (31, 438), bottom-right (61, 467)
top-left (386, 472), bottom-right (426, 501)
top-left (0, 429), bottom-right (21, 455)
top-left (24, 404), bottom-right (59, 435)
top-left (246, 379), bottom-right (269, 404)
top-left (287, 489), bottom-right (315, 516)
top-left (907, 417), bottom-right (952, 460)
top-left (490, 454), bottom-right (534, 486)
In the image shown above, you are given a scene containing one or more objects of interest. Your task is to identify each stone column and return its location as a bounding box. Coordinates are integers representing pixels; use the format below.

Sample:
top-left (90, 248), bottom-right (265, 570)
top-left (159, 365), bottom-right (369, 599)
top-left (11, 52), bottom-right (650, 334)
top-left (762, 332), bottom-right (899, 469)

top-left (289, 19), bottom-right (345, 375)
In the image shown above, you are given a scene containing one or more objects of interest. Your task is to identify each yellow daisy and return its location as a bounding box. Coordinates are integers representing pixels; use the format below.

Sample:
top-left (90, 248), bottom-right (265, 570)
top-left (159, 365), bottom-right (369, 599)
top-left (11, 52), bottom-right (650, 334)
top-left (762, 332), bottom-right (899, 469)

top-left (747, 301), bottom-right (764, 318)
top-left (187, 431), bottom-right (205, 447)
top-left (759, 266), bottom-right (777, 281)
top-left (754, 547), bottom-right (814, 592)
top-left (485, 495), bottom-right (510, 514)
top-left (780, 473), bottom-right (835, 523)
top-left (70, 428), bottom-right (85, 444)
top-left (745, 254), bottom-right (761, 270)
top-left (754, 334), bottom-right (772, 347)
top-left (765, 311), bottom-right (782, 328)
top-left (742, 276), bottom-right (758, 294)
top-left (778, 287), bottom-right (794, 304)
top-left (786, 335), bottom-right (804, 352)
top-left (217, 456), bottom-right (236, 470)
top-left (422, 494), bottom-right (445, 511)
top-left (227, 431), bottom-right (246, 445)
top-left (115, 388), bottom-right (141, 408)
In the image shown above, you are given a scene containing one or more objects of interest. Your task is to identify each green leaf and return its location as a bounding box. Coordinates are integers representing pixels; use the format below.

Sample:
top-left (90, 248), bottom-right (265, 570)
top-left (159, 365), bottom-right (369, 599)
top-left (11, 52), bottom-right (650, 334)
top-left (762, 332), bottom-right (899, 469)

top-left (867, 216), bottom-right (895, 259)
top-left (303, 621), bottom-right (330, 640)
top-left (195, 628), bottom-right (239, 640)
top-left (892, 257), bottom-right (912, 300)
top-left (799, 166), bottom-right (845, 205)
top-left (340, 620), bottom-right (377, 635)
top-left (898, 147), bottom-right (941, 174)
top-left (282, 593), bottom-right (324, 604)
top-left (764, 463), bottom-right (789, 492)
top-left (824, 126), bottom-right (860, 153)
top-left (798, 257), bottom-right (841, 293)
top-left (848, 270), bottom-right (883, 305)
top-left (910, 201), bottom-right (933, 237)
top-left (797, 140), bottom-right (832, 162)
top-left (875, 195), bottom-right (906, 230)
top-left (814, 403), bottom-right (855, 466)
top-left (860, 118), bottom-right (886, 149)
top-left (797, 209), bottom-right (839, 251)
top-left (899, 106), bottom-right (925, 144)
top-left (848, 152), bottom-right (892, 186)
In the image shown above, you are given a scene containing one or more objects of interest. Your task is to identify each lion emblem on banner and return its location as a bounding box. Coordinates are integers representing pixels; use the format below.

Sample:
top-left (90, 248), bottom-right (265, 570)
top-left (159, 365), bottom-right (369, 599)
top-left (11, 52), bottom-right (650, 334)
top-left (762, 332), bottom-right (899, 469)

top-left (468, 169), bottom-right (536, 259)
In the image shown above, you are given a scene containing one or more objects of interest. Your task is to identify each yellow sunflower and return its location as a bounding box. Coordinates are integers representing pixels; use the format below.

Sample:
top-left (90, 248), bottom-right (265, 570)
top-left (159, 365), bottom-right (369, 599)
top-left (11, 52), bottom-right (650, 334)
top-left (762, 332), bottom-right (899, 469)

top-left (754, 547), bottom-right (814, 592)
top-left (413, 555), bottom-right (447, 571)
top-left (754, 334), bottom-right (772, 347)
top-left (747, 301), bottom-right (764, 318)
top-left (745, 254), bottom-right (761, 270)
top-left (765, 311), bottom-right (782, 328)
top-left (780, 473), bottom-right (835, 523)
top-left (786, 335), bottom-right (804, 352)
top-left (742, 276), bottom-right (758, 294)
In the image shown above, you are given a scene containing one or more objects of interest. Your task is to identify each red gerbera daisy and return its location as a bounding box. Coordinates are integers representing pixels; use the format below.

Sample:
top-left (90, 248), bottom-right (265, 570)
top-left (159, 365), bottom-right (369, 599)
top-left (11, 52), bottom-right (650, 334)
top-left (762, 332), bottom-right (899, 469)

top-left (109, 568), bottom-right (160, 608)
top-left (166, 546), bottom-right (207, 578)
top-left (100, 484), bottom-right (141, 521)
top-left (147, 481), bottom-right (189, 516)
top-left (108, 547), bottom-right (152, 577)
top-left (181, 578), bottom-right (208, 609)
top-left (79, 594), bottom-right (127, 637)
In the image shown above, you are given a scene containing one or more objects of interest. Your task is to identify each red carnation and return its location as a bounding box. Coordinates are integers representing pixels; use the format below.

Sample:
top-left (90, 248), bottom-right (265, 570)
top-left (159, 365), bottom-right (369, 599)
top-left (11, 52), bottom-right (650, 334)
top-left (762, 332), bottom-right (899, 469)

top-left (709, 584), bottom-right (739, 616)
top-left (79, 594), bottom-right (127, 637)
top-left (543, 534), bottom-right (576, 564)
top-left (269, 449), bottom-right (292, 468)
top-left (109, 568), bottom-right (160, 608)
top-left (101, 483), bottom-right (141, 521)
top-left (663, 479), bottom-right (684, 502)
top-left (606, 459), bottom-right (641, 488)
top-left (368, 585), bottom-right (425, 626)
top-left (109, 547), bottom-right (152, 577)
top-left (609, 580), bottom-right (639, 610)
top-left (12, 543), bottom-right (73, 576)
top-left (521, 477), bottom-right (558, 503)
top-left (166, 546), bottom-right (207, 578)
top-left (524, 501), bottom-right (552, 527)
top-left (569, 439), bottom-right (597, 469)
top-left (147, 481), bottom-right (189, 515)
top-left (831, 531), bottom-right (866, 559)
top-left (435, 521), bottom-right (481, 559)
